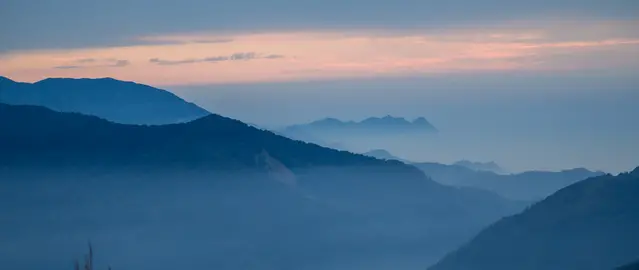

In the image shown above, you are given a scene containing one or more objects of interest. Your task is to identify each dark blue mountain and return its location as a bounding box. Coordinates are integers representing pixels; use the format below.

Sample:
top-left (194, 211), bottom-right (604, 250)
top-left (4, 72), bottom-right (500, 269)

top-left (0, 75), bottom-right (14, 86)
top-left (0, 103), bottom-right (522, 270)
top-left (429, 167), bottom-right (639, 270)
top-left (617, 260), bottom-right (639, 270)
top-left (0, 76), bottom-right (209, 125)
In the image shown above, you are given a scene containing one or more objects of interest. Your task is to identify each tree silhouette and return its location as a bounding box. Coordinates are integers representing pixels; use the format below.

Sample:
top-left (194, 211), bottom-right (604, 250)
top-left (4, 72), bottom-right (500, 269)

top-left (74, 242), bottom-right (110, 270)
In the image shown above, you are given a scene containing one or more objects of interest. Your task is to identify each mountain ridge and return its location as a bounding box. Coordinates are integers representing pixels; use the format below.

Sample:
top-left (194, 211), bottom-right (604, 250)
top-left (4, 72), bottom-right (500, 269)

top-left (0, 102), bottom-right (524, 269)
top-left (360, 148), bottom-right (601, 201)
top-left (290, 115), bottom-right (437, 131)
top-left (453, 160), bottom-right (505, 174)
top-left (278, 115), bottom-right (437, 150)
top-left (0, 76), bottom-right (210, 125)
top-left (413, 161), bottom-right (603, 201)
top-left (363, 149), bottom-right (412, 163)
top-left (429, 167), bottom-right (639, 270)
top-left (0, 103), bottom-right (407, 171)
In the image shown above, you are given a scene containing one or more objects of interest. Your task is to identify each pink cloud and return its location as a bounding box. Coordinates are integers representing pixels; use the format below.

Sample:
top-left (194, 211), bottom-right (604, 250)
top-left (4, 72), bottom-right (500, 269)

top-left (1, 21), bottom-right (638, 85)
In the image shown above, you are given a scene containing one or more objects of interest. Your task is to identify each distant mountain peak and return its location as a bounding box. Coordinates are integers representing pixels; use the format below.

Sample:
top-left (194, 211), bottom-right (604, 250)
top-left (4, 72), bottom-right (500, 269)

top-left (35, 76), bottom-right (120, 84)
top-left (315, 117), bottom-right (343, 124)
top-left (382, 115), bottom-right (402, 120)
top-left (281, 115), bottom-right (437, 145)
top-left (362, 149), bottom-right (411, 163)
top-left (297, 115), bottom-right (436, 130)
top-left (412, 117), bottom-right (436, 130)
top-left (362, 115), bottom-right (410, 125)
top-left (0, 76), bottom-right (210, 125)
top-left (453, 160), bottom-right (504, 174)
top-left (364, 149), bottom-right (396, 159)
top-left (412, 116), bottom-right (429, 123)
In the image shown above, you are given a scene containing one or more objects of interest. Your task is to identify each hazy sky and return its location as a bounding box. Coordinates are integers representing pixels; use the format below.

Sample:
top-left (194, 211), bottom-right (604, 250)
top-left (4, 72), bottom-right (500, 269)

top-left (2, 0), bottom-right (639, 84)
top-left (1, 0), bottom-right (638, 172)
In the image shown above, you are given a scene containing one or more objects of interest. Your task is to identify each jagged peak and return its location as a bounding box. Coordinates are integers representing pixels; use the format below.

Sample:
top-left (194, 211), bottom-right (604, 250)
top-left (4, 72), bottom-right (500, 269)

top-left (362, 115), bottom-right (410, 124)
top-left (368, 115), bottom-right (404, 120)
top-left (294, 115), bottom-right (437, 131)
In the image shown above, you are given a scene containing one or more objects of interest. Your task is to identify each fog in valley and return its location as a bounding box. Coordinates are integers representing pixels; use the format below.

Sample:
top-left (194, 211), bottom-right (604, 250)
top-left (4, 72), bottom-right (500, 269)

top-left (0, 167), bottom-right (519, 270)
top-left (2, 0), bottom-right (639, 268)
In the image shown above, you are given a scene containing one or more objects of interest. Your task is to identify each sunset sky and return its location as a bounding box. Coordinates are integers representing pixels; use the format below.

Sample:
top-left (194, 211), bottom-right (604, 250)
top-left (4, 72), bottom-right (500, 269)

top-left (2, 0), bottom-right (638, 85)
top-left (1, 0), bottom-right (638, 172)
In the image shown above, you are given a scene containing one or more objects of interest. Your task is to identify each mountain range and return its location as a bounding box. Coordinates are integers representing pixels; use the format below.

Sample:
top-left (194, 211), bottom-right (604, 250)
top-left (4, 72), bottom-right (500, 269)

top-left (0, 76), bottom-right (210, 125)
top-left (283, 116), bottom-right (437, 135)
top-left (363, 149), bottom-right (412, 163)
top-left (0, 101), bottom-right (522, 270)
top-left (279, 116), bottom-right (437, 152)
top-left (429, 167), bottom-right (639, 270)
top-left (363, 150), bottom-right (505, 174)
top-left (293, 116), bottom-right (436, 131)
top-left (363, 149), bottom-right (602, 201)
top-left (412, 162), bottom-right (604, 201)
top-left (453, 160), bottom-right (505, 174)
top-left (1, 76), bottom-right (633, 270)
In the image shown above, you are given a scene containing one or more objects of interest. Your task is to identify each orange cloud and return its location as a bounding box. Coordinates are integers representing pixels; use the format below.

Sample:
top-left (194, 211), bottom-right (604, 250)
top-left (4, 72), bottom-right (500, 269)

top-left (1, 21), bottom-right (638, 86)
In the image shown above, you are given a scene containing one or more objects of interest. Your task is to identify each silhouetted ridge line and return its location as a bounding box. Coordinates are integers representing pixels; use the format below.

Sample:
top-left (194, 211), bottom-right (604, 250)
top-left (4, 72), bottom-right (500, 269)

top-left (616, 259), bottom-right (639, 270)
top-left (429, 167), bottom-right (639, 270)
top-left (298, 115), bottom-right (437, 131)
top-left (0, 76), bottom-right (210, 125)
top-left (0, 103), bottom-right (418, 173)
top-left (1, 102), bottom-right (527, 270)
top-left (414, 161), bottom-right (603, 201)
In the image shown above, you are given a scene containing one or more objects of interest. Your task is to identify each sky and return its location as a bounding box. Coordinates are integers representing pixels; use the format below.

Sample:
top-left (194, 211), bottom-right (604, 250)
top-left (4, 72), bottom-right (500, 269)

top-left (1, 0), bottom-right (638, 172)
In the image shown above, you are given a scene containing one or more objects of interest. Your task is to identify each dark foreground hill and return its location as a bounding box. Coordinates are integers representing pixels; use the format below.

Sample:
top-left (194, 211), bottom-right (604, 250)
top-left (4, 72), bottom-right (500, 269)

top-left (617, 260), bottom-right (639, 270)
top-left (0, 103), bottom-right (522, 270)
top-left (429, 167), bottom-right (639, 270)
top-left (0, 76), bottom-right (209, 124)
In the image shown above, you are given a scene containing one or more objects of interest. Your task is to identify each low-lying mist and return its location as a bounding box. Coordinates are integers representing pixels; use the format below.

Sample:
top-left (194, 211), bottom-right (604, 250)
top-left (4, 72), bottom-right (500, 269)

top-left (0, 168), bottom-right (521, 270)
